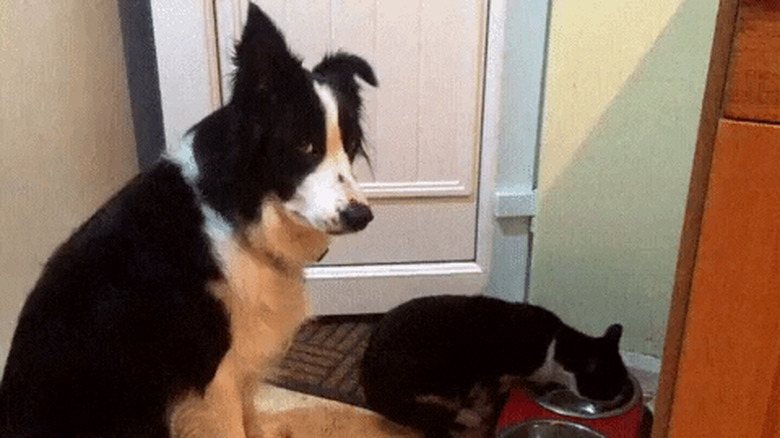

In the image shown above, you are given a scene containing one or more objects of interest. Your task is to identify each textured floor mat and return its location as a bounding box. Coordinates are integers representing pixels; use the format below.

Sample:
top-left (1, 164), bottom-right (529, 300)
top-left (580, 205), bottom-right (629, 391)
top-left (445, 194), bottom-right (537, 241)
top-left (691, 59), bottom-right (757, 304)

top-left (267, 314), bottom-right (381, 408)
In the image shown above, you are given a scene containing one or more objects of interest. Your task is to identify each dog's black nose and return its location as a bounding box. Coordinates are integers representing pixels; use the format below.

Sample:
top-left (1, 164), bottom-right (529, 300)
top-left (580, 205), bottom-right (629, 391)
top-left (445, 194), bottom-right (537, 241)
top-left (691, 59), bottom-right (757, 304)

top-left (340, 200), bottom-right (373, 232)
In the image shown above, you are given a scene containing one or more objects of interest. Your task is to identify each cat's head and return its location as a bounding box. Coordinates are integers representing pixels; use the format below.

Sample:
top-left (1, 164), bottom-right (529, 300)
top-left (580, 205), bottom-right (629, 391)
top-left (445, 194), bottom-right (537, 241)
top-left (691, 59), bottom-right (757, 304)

top-left (555, 324), bottom-right (628, 401)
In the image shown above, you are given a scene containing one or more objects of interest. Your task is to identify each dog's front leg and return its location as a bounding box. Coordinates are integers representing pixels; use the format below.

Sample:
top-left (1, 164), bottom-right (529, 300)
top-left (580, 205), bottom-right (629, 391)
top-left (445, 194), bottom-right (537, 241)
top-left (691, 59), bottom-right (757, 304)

top-left (169, 354), bottom-right (247, 438)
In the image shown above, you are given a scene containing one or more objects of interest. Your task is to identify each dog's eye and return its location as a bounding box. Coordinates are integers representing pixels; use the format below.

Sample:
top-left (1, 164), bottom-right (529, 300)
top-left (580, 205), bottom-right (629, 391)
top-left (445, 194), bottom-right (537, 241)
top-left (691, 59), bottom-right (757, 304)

top-left (300, 143), bottom-right (315, 155)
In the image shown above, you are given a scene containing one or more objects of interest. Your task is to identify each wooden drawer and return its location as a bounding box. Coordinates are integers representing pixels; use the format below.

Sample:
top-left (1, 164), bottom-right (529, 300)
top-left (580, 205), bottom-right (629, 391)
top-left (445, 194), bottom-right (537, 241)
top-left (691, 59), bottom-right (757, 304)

top-left (724, 0), bottom-right (780, 122)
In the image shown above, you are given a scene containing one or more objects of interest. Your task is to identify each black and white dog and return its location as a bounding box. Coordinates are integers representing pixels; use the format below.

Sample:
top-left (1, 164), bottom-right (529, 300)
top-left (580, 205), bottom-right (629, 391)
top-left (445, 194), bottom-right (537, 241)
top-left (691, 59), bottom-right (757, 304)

top-left (0, 5), bottom-right (376, 437)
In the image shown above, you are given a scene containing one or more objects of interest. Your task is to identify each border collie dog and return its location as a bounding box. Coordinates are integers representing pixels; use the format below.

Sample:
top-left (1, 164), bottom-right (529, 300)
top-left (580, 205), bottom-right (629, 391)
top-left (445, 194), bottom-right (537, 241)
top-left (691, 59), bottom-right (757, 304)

top-left (0, 5), bottom-right (376, 437)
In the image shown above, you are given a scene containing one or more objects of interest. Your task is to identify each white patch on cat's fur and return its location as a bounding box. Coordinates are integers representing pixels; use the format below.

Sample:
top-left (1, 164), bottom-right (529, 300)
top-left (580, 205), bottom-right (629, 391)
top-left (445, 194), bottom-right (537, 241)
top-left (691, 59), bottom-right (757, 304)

top-left (456, 384), bottom-right (493, 428)
top-left (526, 340), bottom-right (580, 396)
top-left (417, 384), bottom-right (496, 435)
top-left (453, 409), bottom-right (482, 429)
top-left (415, 394), bottom-right (460, 411)
top-left (454, 385), bottom-right (496, 438)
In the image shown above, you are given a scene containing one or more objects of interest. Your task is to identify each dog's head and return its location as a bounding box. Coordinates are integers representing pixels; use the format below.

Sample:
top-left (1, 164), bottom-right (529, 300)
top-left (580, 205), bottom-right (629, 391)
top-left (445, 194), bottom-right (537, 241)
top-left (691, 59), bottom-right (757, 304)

top-left (192, 4), bottom-right (376, 244)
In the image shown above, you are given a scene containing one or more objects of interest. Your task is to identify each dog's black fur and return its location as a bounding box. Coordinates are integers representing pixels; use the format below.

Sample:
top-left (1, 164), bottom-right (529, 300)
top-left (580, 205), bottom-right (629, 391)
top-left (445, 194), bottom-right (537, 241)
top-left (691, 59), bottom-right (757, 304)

top-left (0, 5), bottom-right (376, 437)
top-left (0, 163), bottom-right (229, 436)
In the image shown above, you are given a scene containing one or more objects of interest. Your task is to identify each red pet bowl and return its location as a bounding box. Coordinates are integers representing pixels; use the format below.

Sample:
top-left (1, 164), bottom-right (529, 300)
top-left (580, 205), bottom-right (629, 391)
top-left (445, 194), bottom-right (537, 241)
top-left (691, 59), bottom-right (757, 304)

top-left (495, 375), bottom-right (643, 438)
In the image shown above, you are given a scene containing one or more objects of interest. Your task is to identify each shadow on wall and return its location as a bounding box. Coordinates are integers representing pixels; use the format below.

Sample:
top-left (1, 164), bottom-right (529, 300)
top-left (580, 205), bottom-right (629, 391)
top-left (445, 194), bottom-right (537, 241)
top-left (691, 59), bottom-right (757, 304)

top-left (530, 0), bottom-right (718, 356)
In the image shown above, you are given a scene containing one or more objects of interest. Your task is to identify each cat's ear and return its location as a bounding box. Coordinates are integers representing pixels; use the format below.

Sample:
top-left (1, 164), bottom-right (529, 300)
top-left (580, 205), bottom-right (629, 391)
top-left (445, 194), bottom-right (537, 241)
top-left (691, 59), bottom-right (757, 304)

top-left (603, 324), bottom-right (623, 345)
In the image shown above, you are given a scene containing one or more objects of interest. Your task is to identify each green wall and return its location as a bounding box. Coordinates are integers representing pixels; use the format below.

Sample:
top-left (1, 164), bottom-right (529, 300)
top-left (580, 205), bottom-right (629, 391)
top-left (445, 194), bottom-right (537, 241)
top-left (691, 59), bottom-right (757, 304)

top-left (529, 0), bottom-right (718, 356)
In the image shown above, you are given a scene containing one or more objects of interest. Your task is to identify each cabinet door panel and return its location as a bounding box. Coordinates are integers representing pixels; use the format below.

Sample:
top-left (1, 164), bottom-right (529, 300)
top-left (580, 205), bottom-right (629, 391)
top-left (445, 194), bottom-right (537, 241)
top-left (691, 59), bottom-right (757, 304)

top-left (669, 119), bottom-right (780, 437)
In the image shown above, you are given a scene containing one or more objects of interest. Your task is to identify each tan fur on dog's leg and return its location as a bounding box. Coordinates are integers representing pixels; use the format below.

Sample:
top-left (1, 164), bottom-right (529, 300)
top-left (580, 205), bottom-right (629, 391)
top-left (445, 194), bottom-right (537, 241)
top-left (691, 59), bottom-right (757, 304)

top-left (245, 404), bottom-right (422, 438)
top-left (168, 355), bottom-right (246, 438)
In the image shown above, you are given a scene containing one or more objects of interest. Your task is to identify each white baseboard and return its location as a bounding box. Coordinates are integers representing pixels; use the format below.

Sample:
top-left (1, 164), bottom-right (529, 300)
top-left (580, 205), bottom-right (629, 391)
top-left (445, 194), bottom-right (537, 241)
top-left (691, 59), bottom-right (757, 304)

top-left (620, 351), bottom-right (662, 375)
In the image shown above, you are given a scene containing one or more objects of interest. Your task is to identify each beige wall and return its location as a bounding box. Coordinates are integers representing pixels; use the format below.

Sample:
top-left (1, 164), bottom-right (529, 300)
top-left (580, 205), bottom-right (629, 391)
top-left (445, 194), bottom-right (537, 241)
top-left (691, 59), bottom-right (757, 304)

top-left (0, 2), bottom-right (138, 366)
top-left (530, 0), bottom-right (718, 356)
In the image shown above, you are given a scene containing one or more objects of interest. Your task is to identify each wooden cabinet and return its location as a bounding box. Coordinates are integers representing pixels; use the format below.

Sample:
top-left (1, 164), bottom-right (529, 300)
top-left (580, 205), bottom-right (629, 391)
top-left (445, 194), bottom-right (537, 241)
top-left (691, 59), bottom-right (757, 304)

top-left (724, 0), bottom-right (780, 122)
top-left (654, 1), bottom-right (780, 436)
top-left (666, 119), bottom-right (780, 437)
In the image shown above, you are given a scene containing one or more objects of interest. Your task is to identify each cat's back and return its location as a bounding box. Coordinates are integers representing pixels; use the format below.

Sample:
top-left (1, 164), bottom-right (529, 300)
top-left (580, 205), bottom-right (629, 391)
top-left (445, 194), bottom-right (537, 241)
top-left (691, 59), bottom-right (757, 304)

top-left (371, 295), bottom-right (496, 341)
top-left (367, 295), bottom-right (560, 352)
top-left (361, 295), bottom-right (563, 426)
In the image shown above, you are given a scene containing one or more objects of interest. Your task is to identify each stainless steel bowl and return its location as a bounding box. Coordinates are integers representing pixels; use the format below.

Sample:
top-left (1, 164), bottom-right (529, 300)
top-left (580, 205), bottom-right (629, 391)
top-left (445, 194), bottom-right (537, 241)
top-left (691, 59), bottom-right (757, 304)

top-left (497, 419), bottom-right (606, 438)
top-left (524, 374), bottom-right (641, 419)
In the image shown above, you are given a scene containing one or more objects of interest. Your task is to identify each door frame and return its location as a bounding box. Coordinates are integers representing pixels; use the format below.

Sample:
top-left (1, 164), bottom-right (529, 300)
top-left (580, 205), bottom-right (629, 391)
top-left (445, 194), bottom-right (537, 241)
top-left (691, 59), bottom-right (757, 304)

top-left (150, 0), bottom-right (516, 313)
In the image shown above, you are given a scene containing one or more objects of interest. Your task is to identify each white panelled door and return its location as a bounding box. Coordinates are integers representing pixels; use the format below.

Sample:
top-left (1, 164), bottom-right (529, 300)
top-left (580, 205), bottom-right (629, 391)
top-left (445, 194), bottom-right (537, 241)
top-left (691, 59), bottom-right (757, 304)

top-left (152, 0), bottom-right (507, 314)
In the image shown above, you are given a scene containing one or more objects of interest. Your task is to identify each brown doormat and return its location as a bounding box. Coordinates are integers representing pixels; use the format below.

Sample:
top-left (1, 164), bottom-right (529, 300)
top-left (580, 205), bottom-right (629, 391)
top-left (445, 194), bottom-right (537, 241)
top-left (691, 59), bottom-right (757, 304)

top-left (267, 314), bottom-right (382, 408)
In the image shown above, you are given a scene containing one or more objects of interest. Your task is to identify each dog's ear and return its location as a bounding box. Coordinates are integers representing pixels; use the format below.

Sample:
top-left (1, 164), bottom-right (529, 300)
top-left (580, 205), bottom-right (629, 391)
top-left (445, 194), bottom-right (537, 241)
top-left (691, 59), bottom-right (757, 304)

top-left (314, 53), bottom-right (377, 163)
top-left (231, 4), bottom-right (302, 104)
top-left (313, 52), bottom-right (378, 93)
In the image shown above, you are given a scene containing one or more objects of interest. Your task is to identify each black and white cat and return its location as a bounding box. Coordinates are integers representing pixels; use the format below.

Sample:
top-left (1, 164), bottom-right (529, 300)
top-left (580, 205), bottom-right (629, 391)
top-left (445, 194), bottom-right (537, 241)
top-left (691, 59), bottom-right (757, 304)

top-left (360, 295), bottom-right (629, 438)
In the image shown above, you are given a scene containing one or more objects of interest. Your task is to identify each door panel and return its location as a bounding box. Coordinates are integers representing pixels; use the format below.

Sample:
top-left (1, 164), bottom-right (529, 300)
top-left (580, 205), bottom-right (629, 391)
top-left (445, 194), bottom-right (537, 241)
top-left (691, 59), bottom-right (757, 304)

top-left (323, 201), bottom-right (476, 265)
top-left (216, 0), bottom-right (486, 265)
